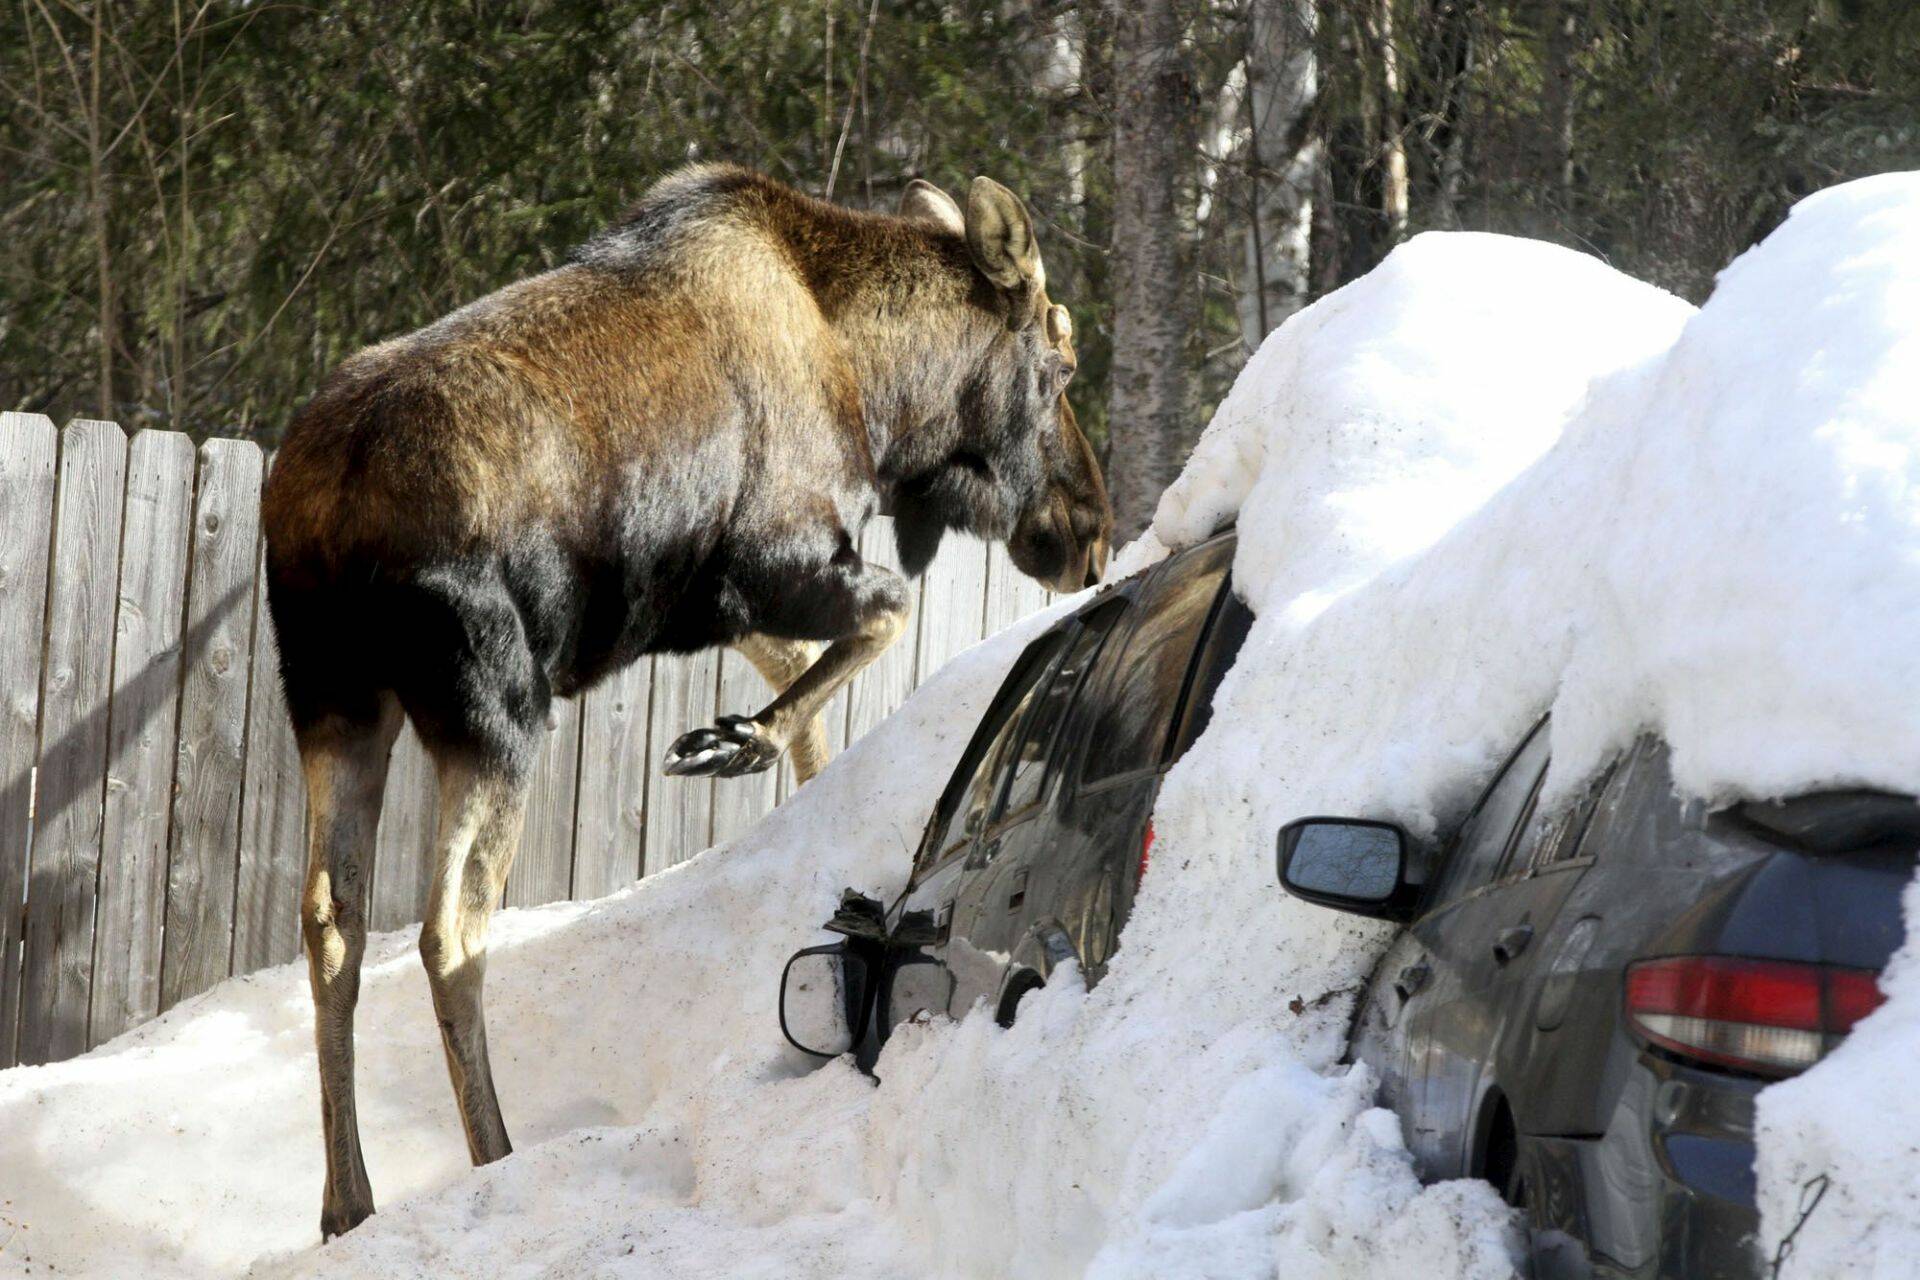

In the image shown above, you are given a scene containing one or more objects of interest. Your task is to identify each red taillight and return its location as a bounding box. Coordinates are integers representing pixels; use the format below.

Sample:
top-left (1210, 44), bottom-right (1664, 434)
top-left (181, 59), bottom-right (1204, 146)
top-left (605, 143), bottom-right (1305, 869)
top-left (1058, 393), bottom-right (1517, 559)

top-left (1625, 956), bottom-right (1885, 1077)
top-left (1138, 820), bottom-right (1155, 886)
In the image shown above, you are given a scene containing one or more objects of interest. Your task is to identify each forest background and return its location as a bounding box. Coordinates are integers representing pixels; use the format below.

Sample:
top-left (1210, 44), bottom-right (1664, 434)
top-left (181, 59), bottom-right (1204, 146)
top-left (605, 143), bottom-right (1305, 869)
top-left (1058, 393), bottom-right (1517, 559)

top-left (5, 0), bottom-right (1917, 533)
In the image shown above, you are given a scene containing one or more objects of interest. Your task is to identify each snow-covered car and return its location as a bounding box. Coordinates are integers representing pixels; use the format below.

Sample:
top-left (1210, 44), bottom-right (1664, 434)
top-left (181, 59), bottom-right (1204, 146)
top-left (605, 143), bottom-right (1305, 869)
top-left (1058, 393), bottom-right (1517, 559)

top-left (781, 525), bottom-right (1919, 1280)
top-left (1282, 728), bottom-right (1916, 1278)
top-left (779, 526), bottom-right (1248, 1066)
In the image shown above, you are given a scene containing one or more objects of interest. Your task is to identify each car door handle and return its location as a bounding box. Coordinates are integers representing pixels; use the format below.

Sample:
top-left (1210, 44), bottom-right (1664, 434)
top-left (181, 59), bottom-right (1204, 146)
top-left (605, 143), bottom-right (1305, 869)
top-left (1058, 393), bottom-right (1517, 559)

top-left (1007, 867), bottom-right (1029, 912)
top-left (1393, 961), bottom-right (1431, 1003)
top-left (1493, 924), bottom-right (1535, 966)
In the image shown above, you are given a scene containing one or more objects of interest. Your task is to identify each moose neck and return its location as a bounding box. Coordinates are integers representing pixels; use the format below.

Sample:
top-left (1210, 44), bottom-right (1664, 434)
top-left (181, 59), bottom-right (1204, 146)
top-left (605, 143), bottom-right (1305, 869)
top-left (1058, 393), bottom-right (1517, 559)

top-left (803, 234), bottom-right (1006, 496)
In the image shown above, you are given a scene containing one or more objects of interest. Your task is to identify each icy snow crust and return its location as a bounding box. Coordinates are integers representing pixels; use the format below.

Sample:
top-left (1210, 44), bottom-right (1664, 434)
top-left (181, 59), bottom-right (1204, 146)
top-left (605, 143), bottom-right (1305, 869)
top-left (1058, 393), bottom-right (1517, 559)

top-left (5, 173), bottom-right (1920, 1278)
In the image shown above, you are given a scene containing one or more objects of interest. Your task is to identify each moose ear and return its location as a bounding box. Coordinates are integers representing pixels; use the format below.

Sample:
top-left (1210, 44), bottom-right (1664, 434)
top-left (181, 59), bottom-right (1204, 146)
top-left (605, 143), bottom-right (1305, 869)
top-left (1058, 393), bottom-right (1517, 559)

top-left (900, 179), bottom-right (965, 236)
top-left (964, 176), bottom-right (1043, 292)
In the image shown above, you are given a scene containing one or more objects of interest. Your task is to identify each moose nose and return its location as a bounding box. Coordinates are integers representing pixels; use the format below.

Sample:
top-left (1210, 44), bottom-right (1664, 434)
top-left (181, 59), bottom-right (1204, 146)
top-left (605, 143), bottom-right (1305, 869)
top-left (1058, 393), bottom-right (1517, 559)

top-left (1083, 536), bottom-right (1110, 588)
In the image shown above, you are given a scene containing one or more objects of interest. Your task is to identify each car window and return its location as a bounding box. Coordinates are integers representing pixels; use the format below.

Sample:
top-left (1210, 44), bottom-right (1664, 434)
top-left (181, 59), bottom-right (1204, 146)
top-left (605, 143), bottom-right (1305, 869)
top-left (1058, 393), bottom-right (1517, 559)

top-left (1077, 538), bottom-right (1234, 787)
top-left (917, 630), bottom-right (1071, 871)
top-left (1170, 588), bottom-right (1252, 760)
top-left (1427, 721), bottom-right (1551, 911)
top-left (994, 601), bottom-right (1124, 824)
top-left (1518, 761), bottom-right (1619, 872)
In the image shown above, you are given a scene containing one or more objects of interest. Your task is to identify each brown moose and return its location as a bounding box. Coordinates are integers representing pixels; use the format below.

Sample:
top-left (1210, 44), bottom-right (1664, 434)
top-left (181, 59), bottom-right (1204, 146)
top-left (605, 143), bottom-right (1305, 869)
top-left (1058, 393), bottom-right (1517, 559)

top-left (260, 165), bottom-right (1111, 1239)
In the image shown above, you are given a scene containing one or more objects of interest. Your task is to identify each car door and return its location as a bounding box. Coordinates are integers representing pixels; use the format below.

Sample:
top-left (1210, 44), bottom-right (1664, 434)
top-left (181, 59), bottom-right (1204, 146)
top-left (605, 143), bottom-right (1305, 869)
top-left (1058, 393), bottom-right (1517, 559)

top-left (1351, 926), bottom-right (1434, 1131)
top-left (956, 600), bottom-right (1127, 1015)
top-left (1405, 721), bottom-right (1552, 1177)
top-left (884, 627), bottom-right (1073, 1033)
top-left (1428, 733), bottom-right (1623, 1178)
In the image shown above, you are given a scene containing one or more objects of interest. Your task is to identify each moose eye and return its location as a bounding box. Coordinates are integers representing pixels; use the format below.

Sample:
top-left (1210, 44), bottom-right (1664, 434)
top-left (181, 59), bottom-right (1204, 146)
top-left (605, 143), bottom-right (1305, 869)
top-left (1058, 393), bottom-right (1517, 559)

top-left (1040, 352), bottom-right (1074, 395)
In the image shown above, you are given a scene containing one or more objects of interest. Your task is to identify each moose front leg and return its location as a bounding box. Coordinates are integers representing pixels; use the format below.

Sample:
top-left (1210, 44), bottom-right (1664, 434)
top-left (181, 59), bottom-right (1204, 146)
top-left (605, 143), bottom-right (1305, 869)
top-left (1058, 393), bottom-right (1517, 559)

top-left (664, 562), bottom-right (909, 779)
top-left (730, 635), bottom-right (830, 782)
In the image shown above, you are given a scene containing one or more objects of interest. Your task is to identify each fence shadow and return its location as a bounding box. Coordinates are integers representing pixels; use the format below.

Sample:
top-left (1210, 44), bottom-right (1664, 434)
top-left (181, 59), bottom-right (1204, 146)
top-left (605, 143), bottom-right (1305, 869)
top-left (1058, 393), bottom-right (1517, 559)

top-left (3, 577), bottom-right (252, 861)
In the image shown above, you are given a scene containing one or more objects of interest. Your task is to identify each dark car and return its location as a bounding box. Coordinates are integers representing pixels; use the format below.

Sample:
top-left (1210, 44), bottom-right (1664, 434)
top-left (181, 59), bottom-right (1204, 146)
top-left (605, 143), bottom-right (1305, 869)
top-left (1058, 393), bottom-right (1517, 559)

top-left (778, 527), bottom-right (1919, 1279)
top-left (779, 528), bottom-right (1249, 1058)
top-left (1283, 732), bottom-right (1915, 1279)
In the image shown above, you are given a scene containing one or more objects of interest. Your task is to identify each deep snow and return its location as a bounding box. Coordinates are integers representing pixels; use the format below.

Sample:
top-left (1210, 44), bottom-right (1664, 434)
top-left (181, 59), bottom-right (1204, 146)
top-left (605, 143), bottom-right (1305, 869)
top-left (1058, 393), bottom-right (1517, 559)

top-left (5, 172), bottom-right (1920, 1279)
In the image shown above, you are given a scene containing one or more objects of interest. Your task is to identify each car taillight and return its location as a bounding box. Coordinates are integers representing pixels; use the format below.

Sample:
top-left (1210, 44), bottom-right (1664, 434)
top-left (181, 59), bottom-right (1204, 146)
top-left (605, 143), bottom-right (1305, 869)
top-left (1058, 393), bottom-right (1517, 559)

top-left (1138, 820), bottom-right (1155, 886)
top-left (1624, 955), bottom-right (1885, 1077)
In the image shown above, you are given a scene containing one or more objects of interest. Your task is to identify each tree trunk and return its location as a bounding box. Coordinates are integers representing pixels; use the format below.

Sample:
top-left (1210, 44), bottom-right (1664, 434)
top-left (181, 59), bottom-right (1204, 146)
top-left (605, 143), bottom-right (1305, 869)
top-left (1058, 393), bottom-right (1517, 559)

top-left (1239, 0), bottom-right (1320, 352)
top-left (1418, 0), bottom-right (1478, 229)
top-left (1370, 0), bottom-right (1410, 243)
top-left (1540, 0), bottom-right (1577, 219)
top-left (1104, 0), bottom-right (1195, 540)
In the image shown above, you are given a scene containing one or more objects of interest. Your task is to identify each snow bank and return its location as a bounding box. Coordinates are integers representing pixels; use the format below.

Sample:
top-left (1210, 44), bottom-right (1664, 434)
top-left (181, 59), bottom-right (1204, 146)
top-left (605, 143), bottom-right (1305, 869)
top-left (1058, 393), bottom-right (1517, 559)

top-left (6, 173), bottom-right (1920, 1280)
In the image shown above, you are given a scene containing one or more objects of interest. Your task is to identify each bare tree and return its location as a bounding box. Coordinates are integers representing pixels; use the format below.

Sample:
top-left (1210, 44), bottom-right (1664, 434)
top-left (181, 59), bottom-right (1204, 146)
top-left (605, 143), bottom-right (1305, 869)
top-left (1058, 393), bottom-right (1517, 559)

top-left (1239, 0), bottom-right (1319, 351)
top-left (1105, 0), bottom-right (1196, 538)
top-left (1368, 0), bottom-right (1410, 242)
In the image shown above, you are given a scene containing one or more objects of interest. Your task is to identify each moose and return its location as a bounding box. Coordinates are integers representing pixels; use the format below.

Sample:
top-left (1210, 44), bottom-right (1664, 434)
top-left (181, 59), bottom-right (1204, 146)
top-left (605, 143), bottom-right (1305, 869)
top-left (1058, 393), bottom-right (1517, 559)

top-left (261, 164), bottom-right (1112, 1239)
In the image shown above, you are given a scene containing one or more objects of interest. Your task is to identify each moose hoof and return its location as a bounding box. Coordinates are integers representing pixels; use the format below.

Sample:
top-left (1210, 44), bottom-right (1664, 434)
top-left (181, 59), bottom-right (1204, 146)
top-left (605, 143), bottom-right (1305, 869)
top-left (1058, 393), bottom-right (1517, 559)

top-left (320, 1199), bottom-right (374, 1241)
top-left (663, 715), bottom-right (782, 778)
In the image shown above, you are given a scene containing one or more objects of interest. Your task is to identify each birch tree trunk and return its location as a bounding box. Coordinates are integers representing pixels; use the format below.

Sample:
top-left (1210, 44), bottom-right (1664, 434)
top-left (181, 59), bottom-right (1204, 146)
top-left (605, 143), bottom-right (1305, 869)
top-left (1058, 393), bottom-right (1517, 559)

top-left (1370, 0), bottom-right (1410, 243)
top-left (1105, 0), bottom-right (1195, 540)
top-left (1239, 0), bottom-right (1319, 352)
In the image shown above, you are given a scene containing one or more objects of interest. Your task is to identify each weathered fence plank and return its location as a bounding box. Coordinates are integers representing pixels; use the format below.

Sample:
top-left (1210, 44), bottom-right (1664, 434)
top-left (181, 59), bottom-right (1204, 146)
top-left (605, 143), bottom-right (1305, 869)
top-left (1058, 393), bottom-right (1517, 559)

top-left (914, 532), bottom-right (992, 682)
top-left (90, 429), bottom-right (196, 1047)
top-left (984, 542), bottom-right (1054, 637)
top-left (710, 648), bottom-right (781, 847)
top-left (505, 696), bottom-right (583, 908)
top-left (371, 726), bottom-right (437, 932)
top-left (160, 439), bottom-right (265, 1011)
top-left (571, 660), bottom-right (650, 899)
top-left (0, 413), bottom-right (57, 1067)
top-left (844, 516), bottom-right (920, 744)
top-left (231, 541), bottom-right (307, 974)
top-left (18, 420), bottom-right (128, 1065)
top-left (643, 651), bottom-right (717, 873)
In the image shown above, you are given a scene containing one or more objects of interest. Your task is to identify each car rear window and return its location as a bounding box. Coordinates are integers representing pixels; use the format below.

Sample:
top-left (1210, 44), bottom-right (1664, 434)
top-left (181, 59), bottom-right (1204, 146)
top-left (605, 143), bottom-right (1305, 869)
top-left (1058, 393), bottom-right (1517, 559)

top-left (1734, 792), bottom-right (1920, 854)
top-left (1170, 590), bottom-right (1252, 760)
top-left (1076, 539), bottom-right (1233, 787)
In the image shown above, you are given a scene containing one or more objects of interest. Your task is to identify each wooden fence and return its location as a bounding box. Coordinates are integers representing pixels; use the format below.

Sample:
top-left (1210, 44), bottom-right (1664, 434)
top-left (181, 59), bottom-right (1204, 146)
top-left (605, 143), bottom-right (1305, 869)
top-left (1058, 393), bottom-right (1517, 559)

top-left (0, 411), bottom-right (1050, 1069)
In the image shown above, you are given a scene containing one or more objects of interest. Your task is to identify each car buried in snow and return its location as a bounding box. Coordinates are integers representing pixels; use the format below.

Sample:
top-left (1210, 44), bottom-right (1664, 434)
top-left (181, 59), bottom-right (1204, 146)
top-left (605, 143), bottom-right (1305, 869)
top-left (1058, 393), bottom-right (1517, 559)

top-left (777, 525), bottom-right (1919, 1280)
top-left (779, 528), bottom-right (1248, 1065)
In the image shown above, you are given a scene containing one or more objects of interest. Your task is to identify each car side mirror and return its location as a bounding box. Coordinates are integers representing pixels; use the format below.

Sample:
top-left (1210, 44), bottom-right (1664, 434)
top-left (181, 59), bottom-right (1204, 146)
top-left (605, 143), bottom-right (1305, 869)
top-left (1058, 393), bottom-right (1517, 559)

top-left (1277, 817), bottom-right (1419, 922)
top-left (779, 942), bottom-right (873, 1057)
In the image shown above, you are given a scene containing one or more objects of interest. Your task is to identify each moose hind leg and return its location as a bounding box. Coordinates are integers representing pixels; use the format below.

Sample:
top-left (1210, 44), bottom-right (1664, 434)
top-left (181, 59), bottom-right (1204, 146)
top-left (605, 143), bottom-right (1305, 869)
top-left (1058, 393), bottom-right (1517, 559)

top-left (298, 694), bottom-right (404, 1240)
top-left (419, 755), bottom-right (530, 1166)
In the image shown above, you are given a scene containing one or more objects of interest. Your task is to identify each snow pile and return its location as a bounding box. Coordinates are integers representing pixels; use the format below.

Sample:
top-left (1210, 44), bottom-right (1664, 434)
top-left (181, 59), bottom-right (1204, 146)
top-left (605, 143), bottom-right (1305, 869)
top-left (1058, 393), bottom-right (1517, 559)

top-left (5, 173), bottom-right (1920, 1280)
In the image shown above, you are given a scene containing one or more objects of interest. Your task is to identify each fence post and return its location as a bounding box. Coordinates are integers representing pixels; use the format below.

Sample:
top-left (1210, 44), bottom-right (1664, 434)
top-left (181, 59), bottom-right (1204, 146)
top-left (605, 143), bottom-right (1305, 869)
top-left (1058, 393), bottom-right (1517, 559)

top-left (0, 413), bottom-right (58, 1068)
top-left (18, 419), bottom-right (128, 1065)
